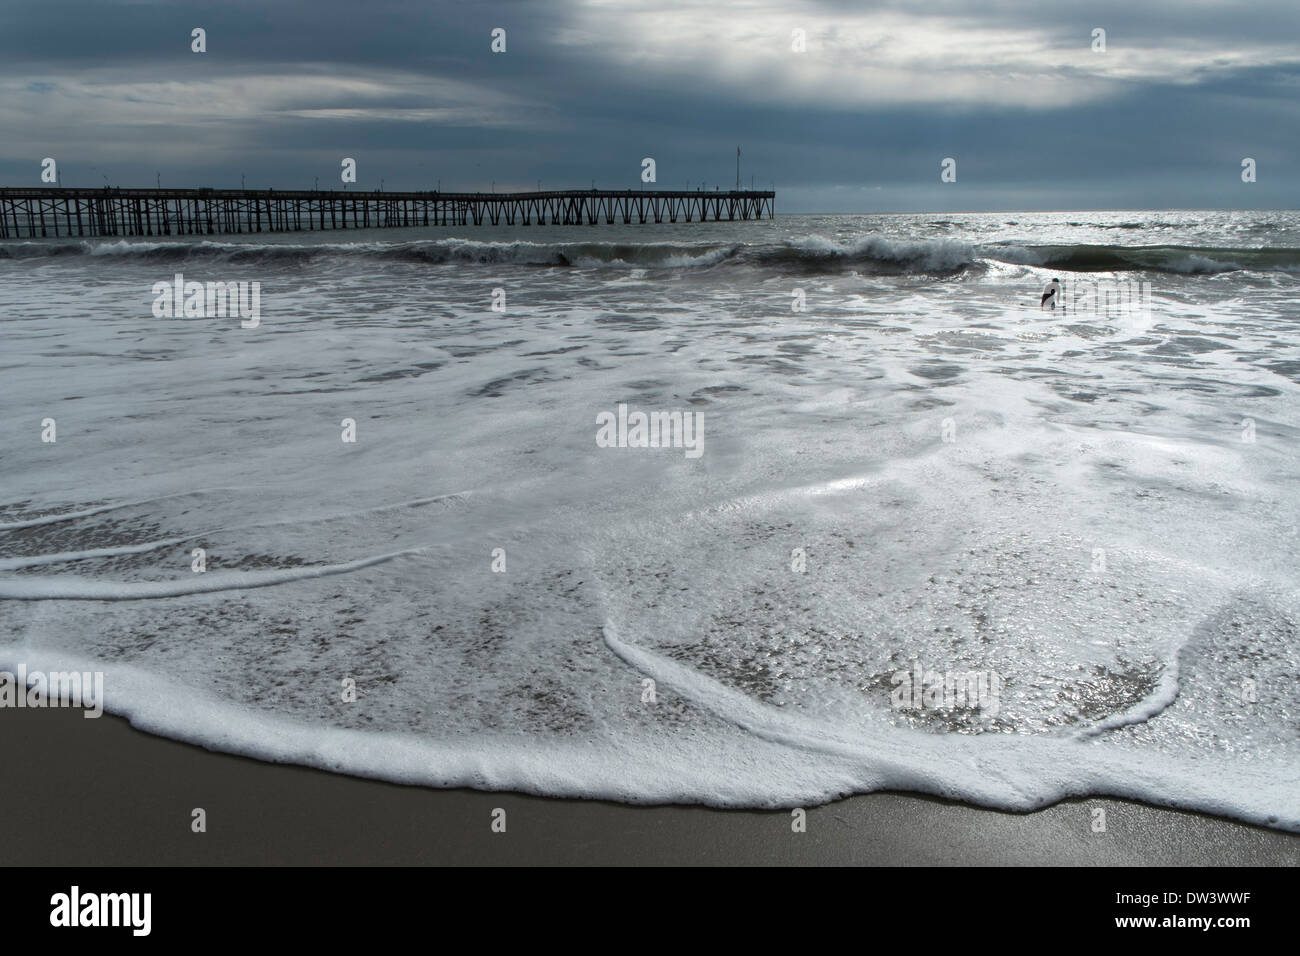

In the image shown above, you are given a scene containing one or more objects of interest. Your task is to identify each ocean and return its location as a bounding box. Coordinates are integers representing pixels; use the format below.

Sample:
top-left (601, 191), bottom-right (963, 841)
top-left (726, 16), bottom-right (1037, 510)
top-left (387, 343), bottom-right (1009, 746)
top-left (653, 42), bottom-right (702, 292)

top-left (1, 209), bottom-right (1297, 830)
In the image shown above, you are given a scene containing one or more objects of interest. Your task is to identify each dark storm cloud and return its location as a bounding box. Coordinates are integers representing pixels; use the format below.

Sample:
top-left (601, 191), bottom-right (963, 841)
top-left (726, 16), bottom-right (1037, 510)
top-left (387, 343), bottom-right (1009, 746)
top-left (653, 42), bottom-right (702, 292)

top-left (0, 0), bottom-right (1296, 210)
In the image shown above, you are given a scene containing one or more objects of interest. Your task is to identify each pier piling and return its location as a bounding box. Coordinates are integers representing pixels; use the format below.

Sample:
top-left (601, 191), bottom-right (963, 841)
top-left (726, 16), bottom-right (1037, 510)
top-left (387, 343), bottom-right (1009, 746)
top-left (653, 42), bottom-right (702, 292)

top-left (0, 187), bottom-right (775, 240)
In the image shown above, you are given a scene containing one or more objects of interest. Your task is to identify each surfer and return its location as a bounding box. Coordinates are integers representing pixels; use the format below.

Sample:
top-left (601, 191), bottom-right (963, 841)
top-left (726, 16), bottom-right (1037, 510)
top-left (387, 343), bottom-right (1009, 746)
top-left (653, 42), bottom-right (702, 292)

top-left (1041, 277), bottom-right (1061, 311)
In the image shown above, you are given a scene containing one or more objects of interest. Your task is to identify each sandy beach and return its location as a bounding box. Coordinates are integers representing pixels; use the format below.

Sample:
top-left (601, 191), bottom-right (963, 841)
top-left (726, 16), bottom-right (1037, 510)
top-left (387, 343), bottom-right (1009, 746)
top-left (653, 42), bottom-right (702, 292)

top-left (3, 705), bottom-right (1295, 866)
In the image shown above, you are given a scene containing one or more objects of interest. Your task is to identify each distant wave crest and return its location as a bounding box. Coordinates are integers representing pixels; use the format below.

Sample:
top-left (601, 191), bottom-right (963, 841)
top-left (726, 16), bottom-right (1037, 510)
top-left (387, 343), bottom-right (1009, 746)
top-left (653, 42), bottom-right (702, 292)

top-left (4, 236), bottom-right (1299, 275)
top-left (983, 243), bottom-right (1300, 275)
top-left (751, 235), bottom-right (977, 273)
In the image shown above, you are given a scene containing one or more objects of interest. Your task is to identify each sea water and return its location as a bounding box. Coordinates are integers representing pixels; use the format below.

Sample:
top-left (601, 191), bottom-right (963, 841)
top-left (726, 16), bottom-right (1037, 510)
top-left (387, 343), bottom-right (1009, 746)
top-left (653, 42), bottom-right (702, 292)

top-left (1, 210), bottom-right (1297, 829)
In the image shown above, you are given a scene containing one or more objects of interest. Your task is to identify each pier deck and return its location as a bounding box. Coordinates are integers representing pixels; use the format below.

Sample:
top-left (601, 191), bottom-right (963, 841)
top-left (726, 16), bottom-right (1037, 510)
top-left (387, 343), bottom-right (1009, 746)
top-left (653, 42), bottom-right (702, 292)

top-left (0, 187), bottom-right (775, 239)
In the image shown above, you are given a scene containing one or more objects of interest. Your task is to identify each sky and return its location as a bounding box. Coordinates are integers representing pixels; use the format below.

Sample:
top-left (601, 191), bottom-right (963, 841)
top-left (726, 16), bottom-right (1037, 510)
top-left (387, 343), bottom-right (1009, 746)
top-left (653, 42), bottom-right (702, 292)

top-left (1, 0), bottom-right (1297, 211)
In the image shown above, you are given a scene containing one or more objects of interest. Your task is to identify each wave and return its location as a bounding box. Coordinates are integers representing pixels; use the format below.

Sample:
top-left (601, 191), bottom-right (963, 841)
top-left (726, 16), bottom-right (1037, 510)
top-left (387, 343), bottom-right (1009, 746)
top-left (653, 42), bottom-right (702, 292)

top-left (982, 243), bottom-right (1300, 275)
top-left (0, 235), bottom-right (979, 274)
top-left (0, 547), bottom-right (423, 600)
top-left (746, 238), bottom-right (1300, 275)
top-left (747, 235), bottom-right (977, 273)
top-left (0, 237), bottom-right (747, 269)
top-left (4, 235), bottom-right (1299, 276)
top-left (383, 238), bottom-right (743, 269)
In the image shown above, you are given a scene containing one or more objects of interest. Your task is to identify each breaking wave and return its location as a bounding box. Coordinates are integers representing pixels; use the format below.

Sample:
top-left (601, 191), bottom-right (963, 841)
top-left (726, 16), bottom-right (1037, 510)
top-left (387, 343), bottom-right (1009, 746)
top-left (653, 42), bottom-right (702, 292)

top-left (982, 243), bottom-right (1300, 275)
top-left (3, 235), bottom-right (1299, 276)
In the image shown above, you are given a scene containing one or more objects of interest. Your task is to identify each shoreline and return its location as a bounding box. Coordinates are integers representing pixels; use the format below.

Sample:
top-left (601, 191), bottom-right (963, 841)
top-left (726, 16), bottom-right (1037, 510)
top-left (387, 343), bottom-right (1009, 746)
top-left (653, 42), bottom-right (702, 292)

top-left (3, 706), bottom-right (1295, 866)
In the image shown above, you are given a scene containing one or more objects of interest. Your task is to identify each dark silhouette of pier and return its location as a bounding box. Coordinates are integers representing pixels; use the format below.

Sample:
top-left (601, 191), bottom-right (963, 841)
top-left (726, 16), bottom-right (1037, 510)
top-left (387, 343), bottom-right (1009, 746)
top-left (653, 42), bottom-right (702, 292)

top-left (0, 187), bottom-right (775, 238)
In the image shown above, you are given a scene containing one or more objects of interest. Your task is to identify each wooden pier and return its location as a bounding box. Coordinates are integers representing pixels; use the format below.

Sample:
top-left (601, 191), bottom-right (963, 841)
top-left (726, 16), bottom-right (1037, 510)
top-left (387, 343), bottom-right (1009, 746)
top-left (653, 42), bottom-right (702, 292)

top-left (0, 187), bottom-right (775, 239)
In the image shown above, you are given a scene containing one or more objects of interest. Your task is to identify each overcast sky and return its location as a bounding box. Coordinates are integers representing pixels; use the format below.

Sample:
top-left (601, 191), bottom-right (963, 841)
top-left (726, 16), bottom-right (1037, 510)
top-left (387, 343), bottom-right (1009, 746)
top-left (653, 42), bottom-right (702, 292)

top-left (2, 0), bottom-right (1297, 211)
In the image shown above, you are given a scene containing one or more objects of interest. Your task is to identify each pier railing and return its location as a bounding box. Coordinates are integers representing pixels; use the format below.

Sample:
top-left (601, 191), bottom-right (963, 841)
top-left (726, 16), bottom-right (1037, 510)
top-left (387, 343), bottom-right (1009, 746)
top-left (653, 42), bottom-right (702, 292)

top-left (0, 187), bottom-right (775, 239)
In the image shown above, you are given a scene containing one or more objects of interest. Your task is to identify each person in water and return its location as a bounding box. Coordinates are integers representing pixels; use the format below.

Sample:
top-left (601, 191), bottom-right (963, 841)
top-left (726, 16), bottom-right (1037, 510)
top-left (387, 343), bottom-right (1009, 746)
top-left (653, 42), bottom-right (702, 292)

top-left (1041, 277), bottom-right (1061, 310)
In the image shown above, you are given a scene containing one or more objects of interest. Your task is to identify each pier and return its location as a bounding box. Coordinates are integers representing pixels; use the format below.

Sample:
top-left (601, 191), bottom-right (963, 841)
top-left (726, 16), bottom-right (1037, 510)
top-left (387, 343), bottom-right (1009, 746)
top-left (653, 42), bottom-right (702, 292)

top-left (0, 187), bottom-right (775, 239)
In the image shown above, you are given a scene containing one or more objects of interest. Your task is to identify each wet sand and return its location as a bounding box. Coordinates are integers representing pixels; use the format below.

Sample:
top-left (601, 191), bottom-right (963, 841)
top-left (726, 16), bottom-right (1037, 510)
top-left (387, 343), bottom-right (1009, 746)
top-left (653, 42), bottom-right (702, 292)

top-left (3, 706), bottom-right (1296, 866)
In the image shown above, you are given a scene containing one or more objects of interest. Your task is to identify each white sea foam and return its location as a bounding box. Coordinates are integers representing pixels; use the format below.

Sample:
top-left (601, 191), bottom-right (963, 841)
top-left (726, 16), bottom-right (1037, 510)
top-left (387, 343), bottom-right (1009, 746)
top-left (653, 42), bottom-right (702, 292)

top-left (1, 211), bottom-right (1296, 828)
